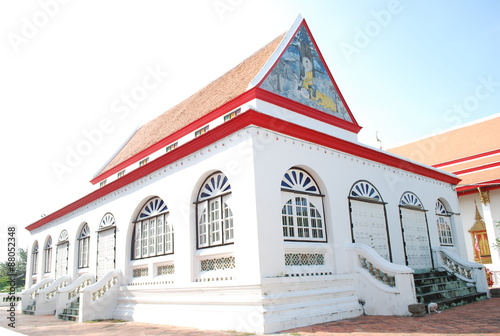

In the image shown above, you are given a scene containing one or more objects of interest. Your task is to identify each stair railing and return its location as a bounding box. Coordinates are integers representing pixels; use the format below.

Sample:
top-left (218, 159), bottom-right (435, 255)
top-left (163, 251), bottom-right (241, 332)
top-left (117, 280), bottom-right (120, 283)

top-left (433, 246), bottom-right (490, 296)
top-left (20, 277), bottom-right (53, 312)
top-left (79, 269), bottom-right (121, 322)
top-left (35, 275), bottom-right (72, 315)
top-left (346, 243), bottom-right (416, 316)
top-left (55, 273), bottom-right (95, 318)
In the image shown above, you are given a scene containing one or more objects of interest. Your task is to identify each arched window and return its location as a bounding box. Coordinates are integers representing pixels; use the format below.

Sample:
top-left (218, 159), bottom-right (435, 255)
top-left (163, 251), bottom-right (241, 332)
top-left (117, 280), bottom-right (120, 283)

top-left (43, 236), bottom-right (52, 273)
top-left (55, 230), bottom-right (69, 278)
top-left (196, 172), bottom-right (233, 248)
top-left (31, 241), bottom-right (39, 275)
top-left (349, 180), bottom-right (391, 261)
top-left (436, 200), bottom-right (453, 246)
top-left (281, 168), bottom-right (326, 242)
top-left (97, 213), bottom-right (116, 279)
top-left (133, 197), bottom-right (173, 259)
top-left (78, 224), bottom-right (90, 268)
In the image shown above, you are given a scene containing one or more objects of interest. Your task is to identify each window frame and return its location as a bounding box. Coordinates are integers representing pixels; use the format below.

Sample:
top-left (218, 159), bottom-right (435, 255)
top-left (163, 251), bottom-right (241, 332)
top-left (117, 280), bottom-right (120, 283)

top-left (280, 168), bottom-right (327, 243)
top-left (196, 172), bottom-right (234, 249)
top-left (133, 197), bottom-right (173, 260)
top-left (436, 200), bottom-right (454, 246)
top-left (78, 224), bottom-right (90, 269)
top-left (43, 237), bottom-right (52, 274)
top-left (31, 241), bottom-right (39, 275)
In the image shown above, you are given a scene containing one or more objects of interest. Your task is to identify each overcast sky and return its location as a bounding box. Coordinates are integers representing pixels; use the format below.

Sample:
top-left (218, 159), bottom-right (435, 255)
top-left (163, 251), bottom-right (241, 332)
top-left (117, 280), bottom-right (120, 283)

top-left (1, 0), bottom-right (499, 255)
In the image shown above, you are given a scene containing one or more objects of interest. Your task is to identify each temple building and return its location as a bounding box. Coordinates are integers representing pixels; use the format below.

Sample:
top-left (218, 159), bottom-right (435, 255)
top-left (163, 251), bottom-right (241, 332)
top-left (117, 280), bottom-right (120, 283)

top-left (390, 114), bottom-right (500, 285)
top-left (21, 17), bottom-right (490, 334)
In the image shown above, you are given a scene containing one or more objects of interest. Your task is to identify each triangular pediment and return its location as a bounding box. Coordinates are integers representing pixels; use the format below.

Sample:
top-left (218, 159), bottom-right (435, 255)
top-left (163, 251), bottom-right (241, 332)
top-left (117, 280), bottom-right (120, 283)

top-left (255, 18), bottom-right (356, 124)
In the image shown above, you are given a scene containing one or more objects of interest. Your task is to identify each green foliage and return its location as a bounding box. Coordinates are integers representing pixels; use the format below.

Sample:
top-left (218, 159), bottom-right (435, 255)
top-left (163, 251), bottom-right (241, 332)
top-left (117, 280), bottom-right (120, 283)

top-left (0, 248), bottom-right (27, 292)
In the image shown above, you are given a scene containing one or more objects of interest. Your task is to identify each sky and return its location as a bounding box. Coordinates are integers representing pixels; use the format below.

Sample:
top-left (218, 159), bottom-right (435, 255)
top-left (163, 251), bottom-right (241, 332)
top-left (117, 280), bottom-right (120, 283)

top-left (1, 0), bottom-right (499, 256)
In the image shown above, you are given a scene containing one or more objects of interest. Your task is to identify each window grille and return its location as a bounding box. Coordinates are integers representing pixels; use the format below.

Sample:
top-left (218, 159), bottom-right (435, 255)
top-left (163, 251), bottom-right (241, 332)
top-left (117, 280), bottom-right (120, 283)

top-left (285, 253), bottom-right (324, 266)
top-left (133, 268), bottom-right (149, 277)
top-left (157, 264), bottom-right (175, 276)
top-left (200, 256), bottom-right (235, 271)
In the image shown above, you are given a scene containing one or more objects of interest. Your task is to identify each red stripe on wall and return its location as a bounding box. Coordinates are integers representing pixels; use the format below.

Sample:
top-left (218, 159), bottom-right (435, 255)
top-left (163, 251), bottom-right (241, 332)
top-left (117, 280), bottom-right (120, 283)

top-left (28, 110), bottom-right (460, 231)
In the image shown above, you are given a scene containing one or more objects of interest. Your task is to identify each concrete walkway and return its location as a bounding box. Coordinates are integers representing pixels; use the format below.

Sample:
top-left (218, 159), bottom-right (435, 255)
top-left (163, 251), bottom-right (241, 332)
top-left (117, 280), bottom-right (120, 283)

top-left (1, 298), bottom-right (499, 336)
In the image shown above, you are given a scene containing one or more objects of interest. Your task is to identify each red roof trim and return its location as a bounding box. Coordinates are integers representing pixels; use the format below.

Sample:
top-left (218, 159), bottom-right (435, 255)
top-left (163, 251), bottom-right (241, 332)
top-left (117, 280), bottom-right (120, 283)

top-left (90, 89), bottom-right (259, 184)
top-left (254, 19), bottom-right (359, 127)
top-left (433, 148), bottom-right (500, 168)
top-left (254, 88), bottom-right (362, 134)
top-left (29, 110), bottom-right (459, 231)
top-left (451, 161), bottom-right (500, 176)
top-left (91, 87), bottom-right (361, 184)
top-left (456, 178), bottom-right (500, 195)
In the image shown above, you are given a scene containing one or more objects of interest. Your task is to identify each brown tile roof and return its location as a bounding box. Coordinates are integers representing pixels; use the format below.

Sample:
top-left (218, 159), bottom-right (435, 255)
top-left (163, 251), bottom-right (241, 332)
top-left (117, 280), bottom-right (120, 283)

top-left (389, 116), bottom-right (500, 166)
top-left (99, 33), bottom-right (285, 176)
top-left (389, 115), bottom-right (500, 187)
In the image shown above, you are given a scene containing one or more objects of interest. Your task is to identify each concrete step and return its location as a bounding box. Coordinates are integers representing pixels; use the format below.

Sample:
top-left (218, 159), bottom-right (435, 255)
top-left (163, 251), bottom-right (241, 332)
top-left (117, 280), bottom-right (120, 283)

top-left (58, 313), bottom-right (78, 321)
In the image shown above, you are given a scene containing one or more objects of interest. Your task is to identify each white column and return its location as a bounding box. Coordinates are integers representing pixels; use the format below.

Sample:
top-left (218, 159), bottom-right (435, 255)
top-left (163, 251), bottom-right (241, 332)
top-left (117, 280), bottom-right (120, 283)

top-left (478, 189), bottom-right (500, 266)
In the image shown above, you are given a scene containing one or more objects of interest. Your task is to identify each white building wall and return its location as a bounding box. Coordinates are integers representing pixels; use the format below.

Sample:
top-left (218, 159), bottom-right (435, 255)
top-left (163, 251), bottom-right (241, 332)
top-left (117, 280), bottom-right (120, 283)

top-left (24, 120), bottom-right (467, 332)
top-left (248, 126), bottom-right (464, 275)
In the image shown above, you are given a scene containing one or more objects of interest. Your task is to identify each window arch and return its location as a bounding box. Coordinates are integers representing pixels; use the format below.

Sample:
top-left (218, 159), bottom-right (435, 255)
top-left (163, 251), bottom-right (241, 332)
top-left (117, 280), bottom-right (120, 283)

top-left (196, 172), bottom-right (234, 248)
top-left (349, 180), bottom-right (382, 201)
top-left (78, 224), bottom-right (90, 268)
top-left (100, 213), bottom-right (116, 230)
top-left (31, 241), bottom-right (39, 275)
top-left (400, 192), bottom-right (423, 209)
top-left (349, 180), bottom-right (391, 261)
top-left (43, 236), bottom-right (52, 273)
top-left (436, 200), bottom-right (453, 246)
top-left (133, 197), bottom-right (173, 259)
top-left (281, 168), bottom-right (326, 242)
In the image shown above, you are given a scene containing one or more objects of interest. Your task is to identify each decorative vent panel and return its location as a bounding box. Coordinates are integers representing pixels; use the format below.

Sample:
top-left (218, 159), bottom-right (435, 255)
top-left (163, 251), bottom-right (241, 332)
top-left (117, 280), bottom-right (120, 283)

top-left (285, 253), bottom-right (324, 266)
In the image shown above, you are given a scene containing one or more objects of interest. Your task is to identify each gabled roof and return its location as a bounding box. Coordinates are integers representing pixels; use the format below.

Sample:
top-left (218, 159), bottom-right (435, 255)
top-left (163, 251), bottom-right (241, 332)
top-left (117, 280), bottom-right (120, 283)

top-left (98, 33), bottom-right (285, 177)
top-left (389, 114), bottom-right (500, 193)
top-left (93, 17), bottom-right (360, 184)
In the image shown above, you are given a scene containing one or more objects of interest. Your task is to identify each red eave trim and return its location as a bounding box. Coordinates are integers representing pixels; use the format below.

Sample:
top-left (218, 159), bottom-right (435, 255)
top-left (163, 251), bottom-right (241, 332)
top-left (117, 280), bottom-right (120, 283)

top-left (247, 111), bottom-right (459, 185)
top-left (254, 88), bottom-right (362, 134)
top-left (451, 161), bottom-right (500, 176)
top-left (28, 110), bottom-right (460, 232)
top-left (433, 148), bottom-right (500, 168)
top-left (92, 87), bottom-right (361, 184)
top-left (456, 178), bottom-right (500, 195)
top-left (90, 89), bottom-right (259, 184)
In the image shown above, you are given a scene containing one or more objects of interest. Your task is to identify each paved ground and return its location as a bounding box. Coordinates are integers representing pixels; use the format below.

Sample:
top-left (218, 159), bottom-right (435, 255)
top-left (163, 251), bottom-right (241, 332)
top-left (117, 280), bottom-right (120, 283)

top-left (1, 298), bottom-right (499, 336)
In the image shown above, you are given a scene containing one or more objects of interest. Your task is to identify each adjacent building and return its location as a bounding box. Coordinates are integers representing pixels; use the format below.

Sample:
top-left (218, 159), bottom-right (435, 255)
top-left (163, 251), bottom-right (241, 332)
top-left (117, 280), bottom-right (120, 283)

top-left (390, 114), bottom-right (500, 284)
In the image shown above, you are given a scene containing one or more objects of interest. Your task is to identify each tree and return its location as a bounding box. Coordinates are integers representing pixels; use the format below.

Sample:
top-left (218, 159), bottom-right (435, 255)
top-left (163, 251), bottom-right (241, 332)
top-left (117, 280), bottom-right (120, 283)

top-left (0, 248), bottom-right (26, 292)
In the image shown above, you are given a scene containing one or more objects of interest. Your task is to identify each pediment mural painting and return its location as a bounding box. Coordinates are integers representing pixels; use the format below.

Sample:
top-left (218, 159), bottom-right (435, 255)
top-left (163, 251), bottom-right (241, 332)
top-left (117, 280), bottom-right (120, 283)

top-left (259, 23), bottom-right (352, 122)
